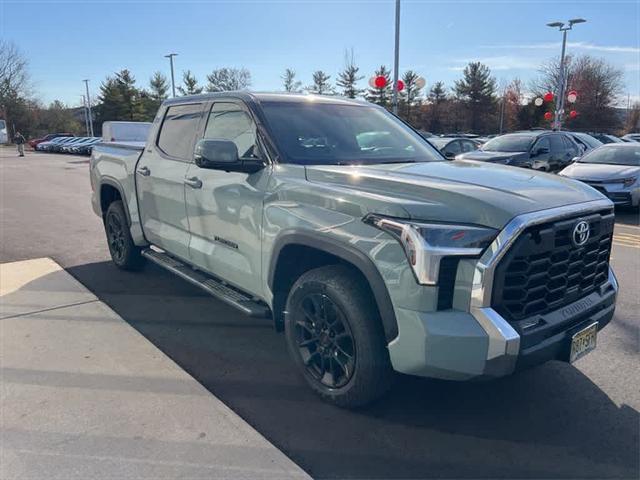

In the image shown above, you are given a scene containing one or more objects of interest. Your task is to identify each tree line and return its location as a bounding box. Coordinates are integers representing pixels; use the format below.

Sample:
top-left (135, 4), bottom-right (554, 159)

top-left (1, 39), bottom-right (637, 139)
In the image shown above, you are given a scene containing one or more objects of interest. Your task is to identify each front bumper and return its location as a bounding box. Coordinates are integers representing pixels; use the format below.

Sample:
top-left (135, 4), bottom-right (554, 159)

top-left (387, 199), bottom-right (618, 380)
top-left (576, 180), bottom-right (639, 207)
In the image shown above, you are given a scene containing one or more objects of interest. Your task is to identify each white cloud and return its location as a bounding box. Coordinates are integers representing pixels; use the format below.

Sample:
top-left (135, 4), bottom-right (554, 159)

top-left (448, 56), bottom-right (540, 71)
top-left (481, 42), bottom-right (640, 54)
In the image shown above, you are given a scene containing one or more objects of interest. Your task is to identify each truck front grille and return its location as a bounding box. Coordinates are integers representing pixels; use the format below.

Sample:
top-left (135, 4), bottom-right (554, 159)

top-left (492, 209), bottom-right (614, 322)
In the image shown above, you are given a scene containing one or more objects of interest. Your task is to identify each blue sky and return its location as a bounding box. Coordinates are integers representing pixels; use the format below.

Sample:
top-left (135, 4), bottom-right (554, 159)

top-left (3, 0), bottom-right (639, 107)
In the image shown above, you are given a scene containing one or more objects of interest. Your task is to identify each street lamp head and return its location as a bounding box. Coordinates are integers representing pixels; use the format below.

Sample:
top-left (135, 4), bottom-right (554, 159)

top-left (164, 53), bottom-right (178, 58)
top-left (546, 21), bottom-right (564, 28)
top-left (568, 18), bottom-right (586, 25)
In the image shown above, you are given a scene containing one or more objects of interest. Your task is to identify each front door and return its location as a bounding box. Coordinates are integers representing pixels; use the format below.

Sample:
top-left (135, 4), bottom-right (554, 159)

top-left (185, 101), bottom-right (270, 297)
top-left (137, 103), bottom-right (203, 259)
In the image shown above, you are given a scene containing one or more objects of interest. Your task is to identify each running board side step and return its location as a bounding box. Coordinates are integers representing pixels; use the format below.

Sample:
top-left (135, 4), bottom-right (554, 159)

top-left (141, 248), bottom-right (270, 318)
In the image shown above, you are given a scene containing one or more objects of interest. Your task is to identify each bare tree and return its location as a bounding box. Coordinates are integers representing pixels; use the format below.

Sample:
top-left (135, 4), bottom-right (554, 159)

top-left (0, 40), bottom-right (30, 99)
top-left (206, 67), bottom-right (251, 92)
top-left (532, 55), bottom-right (623, 131)
top-left (502, 78), bottom-right (523, 132)
top-left (625, 102), bottom-right (640, 134)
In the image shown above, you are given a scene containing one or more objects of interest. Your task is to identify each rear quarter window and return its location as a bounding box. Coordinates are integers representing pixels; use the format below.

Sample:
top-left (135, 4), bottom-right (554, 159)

top-left (157, 103), bottom-right (203, 160)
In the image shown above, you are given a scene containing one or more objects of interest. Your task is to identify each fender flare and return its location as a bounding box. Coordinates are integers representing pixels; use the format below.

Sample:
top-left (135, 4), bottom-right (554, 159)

top-left (268, 231), bottom-right (399, 343)
top-left (99, 178), bottom-right (132, 226)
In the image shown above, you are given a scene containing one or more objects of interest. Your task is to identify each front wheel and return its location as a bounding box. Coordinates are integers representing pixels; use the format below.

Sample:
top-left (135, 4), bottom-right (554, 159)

top-left (104, 200), bottom-right (145, 270)
top-left (284, 265), bottom-right (393, 408)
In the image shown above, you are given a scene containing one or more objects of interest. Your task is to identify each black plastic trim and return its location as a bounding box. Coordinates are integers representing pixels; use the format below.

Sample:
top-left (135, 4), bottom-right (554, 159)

top-left (268, 231), bottom-right (399, 342)
top-left (99, 178), bottom-right (131, 226)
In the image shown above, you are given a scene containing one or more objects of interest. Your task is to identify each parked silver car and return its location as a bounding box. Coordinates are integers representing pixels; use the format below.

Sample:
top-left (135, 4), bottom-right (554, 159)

top-left (560, 143), bottom-right (640, 208)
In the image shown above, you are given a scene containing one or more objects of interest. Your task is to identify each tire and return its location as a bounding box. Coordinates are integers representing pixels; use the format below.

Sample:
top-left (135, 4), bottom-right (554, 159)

top-left (284, 265), bottom-right (393, 408)
top-left (104, 200), bottom-right (145, 270)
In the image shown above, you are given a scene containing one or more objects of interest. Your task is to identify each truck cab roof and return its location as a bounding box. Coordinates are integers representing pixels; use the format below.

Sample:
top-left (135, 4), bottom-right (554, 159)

top-left (162, 91), bottom-right (372, 107)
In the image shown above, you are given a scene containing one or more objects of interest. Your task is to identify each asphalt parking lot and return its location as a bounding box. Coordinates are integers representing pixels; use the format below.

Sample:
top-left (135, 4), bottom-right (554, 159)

top-left (1, 148), bottom-right (638, 479)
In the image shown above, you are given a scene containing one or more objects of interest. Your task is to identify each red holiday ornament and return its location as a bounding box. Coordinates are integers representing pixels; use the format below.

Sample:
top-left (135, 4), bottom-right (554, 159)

top-left (569, 110), bottom-right (578, 119)
top-left (544, 111), bottom-right (553, 121)
top-left (396, 79), bottom-right (405, 91)
top-left (374, 75), bottom-right (387, 88)
top-left (543, 92), bottom-right (554, 102)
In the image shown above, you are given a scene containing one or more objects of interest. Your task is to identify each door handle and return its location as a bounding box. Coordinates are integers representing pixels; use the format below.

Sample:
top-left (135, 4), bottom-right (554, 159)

top-left (184, 176), bottom-right (202, 189)
top-left (137, 166), bottom-right (151, 176)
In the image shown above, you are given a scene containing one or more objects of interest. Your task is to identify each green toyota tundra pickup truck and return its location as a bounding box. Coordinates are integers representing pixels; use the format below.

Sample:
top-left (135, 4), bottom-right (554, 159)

top-left (90, 92), bottom-right (618, 407)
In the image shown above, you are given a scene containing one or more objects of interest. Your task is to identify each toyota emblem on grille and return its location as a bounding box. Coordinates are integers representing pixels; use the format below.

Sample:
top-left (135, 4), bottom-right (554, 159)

top-left (572, 221), bottom-right (590, 247)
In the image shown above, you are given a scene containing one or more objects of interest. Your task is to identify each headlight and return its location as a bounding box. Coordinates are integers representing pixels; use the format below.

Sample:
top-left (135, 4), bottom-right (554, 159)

top-left (623, 177), bottom-right (637, 188)
top-left (364, 214), bottom-right (498, 285)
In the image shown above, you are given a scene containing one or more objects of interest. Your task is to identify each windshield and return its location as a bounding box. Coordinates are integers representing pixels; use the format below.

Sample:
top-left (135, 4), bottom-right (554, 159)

top-left (573, 133), bottom-right (602, 149)
top-left (481, 135), bottom-right (533, 152)
top-left (579, 145), bottom-right (640, 166)
top-left (261, 101), bottom-right (443, 165)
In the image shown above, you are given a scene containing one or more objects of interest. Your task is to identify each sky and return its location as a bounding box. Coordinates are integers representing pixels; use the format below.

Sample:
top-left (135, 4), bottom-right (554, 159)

top-left (2, 0), bottom-right (639, 108)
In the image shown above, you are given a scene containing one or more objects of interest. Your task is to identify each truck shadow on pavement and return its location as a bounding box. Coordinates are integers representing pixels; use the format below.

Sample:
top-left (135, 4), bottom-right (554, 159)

top-left (67, 260), bottom-right (639, 480)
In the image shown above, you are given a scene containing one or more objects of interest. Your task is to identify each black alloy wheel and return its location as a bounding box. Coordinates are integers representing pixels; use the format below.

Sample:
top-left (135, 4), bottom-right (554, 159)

top-left (295, 292), bottom-right (356, 389)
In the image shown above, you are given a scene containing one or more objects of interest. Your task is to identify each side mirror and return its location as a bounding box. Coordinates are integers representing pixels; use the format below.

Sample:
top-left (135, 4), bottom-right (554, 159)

top-left (444, 151), bottom-right (456, 160)
top-left (194, 139), bottom-right (264, 174)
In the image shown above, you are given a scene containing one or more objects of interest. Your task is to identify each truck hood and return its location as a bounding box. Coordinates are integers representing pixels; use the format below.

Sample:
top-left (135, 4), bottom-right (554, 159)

top-left (305, 160), bottom-right (606, 229)
top-left (560, 162), bottom-right (640, 181)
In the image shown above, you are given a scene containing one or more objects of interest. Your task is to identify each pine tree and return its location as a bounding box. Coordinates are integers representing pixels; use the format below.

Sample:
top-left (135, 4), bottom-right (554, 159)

top-left (336, 50), bottom-right (364, 98)
top-left (178, 70), bottom-right (203, 96)
top-left (281, 68), bottom-right (302, 92)
top-left (114, 69), bottom-right (145, 121)
top-left (427, 81), bottom-right (448, 132)
top-left (454, 62), bottom-right (497, 132)
top-left (366, 65), bottom-right (392, 106)
top-left (400, 70), bottom-right (423, 121)
top-left (307, 71), bottom-right (333, 95)
top-left (149, 71), bottom-right (169, 101)
top-left (95, 76), bottom-right (126, 124)
top-left (427, 81), bottom-right (447, 104)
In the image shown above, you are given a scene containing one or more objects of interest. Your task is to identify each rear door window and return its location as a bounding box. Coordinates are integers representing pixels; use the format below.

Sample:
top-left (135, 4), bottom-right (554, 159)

top-left (157, 103), bottom-right (203, 160)
top-left (548, 135), bottom-right (565, 154)
top-left (563, 135), bottom-right (580, 155)
top-left (533, 137), bottom-right (550, 153)
top-left (461, 140), bottom-right (476, 152)
top-left (442, 140), bottom-right (461, 156)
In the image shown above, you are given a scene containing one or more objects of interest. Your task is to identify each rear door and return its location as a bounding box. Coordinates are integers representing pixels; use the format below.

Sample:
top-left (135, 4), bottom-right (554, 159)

top-left (548, 134), bottom-right (571, 170)
top-left (531, 136), bottom-right (552, 170)
top-left (137, 102), bottom-right (204, 259)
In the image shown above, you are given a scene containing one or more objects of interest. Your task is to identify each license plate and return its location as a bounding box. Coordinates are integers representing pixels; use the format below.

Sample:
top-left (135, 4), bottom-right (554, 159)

top-left (570, 322), bottom-right (598, 363)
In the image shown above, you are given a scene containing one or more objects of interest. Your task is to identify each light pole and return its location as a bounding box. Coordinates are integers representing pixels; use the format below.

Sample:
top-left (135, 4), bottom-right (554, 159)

top-left (546, 18), bottom-right (586, 130)
top-left (81, 95), bottom-right (90, 136)
top-left (392, 0), bottom-right (401, 115)
top-left (165, 53), bottom-right (178, 97)
top-left (83, 79), bottom-right (94, 136)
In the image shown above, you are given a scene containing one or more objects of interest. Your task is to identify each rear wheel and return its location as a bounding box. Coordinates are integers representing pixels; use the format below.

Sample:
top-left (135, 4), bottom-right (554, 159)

top-left (284, 265), bottom-right (393, 408)
top-left (104, 200), bottom-right (145, 270)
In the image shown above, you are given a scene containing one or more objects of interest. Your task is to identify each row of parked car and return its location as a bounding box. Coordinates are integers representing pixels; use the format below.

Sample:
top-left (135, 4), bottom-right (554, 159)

top-left (33, 135), bottom-right (102, 155)
top-left (426, 130), bottom-right (638, 171)
top-left (422, 130), bottom-right (639, 208)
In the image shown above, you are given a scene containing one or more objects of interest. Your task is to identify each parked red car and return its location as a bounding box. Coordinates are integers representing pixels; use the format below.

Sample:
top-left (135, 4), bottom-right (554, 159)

top-left (28, 133), bottom-right (73, 149)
